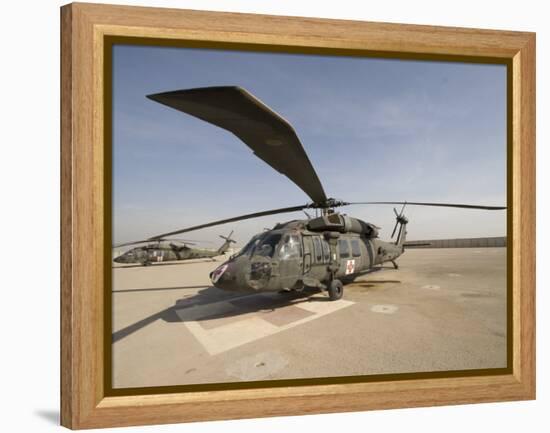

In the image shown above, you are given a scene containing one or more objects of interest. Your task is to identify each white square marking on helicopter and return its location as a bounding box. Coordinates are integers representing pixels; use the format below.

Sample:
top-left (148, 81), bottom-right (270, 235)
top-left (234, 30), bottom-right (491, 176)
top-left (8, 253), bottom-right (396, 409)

top-left (179, 294), bottom-right (354, 355)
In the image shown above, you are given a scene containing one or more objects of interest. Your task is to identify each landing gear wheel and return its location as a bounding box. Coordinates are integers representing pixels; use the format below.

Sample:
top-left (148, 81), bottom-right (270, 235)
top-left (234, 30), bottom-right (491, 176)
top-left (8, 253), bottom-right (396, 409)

top-left (328, 279), bottom-right (344, 301)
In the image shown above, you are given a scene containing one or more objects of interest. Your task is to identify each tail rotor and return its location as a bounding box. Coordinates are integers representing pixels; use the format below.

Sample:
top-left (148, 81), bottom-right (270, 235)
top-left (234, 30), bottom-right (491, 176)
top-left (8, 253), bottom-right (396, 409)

top-left (391, 208), bottom-right (400, 239)
top-left (219, 230), bottom-right (236, 244)
top-left (217, 230), bottom-right (236, 254)
top-left (391, 203), bottom-right (409, 247)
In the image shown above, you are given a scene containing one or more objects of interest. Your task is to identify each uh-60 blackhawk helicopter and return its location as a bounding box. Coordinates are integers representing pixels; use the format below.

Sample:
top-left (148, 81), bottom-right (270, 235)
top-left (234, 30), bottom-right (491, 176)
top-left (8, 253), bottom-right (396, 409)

top-left (113, 232), bottom-right (236, 266)
top-left (144, 86), bottom-right (506, 300)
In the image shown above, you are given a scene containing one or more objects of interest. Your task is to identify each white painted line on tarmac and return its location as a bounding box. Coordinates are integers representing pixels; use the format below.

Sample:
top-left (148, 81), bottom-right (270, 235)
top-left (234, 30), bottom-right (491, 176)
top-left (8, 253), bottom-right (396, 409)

top-left (297, 299), bottom-right (354, 314)
top-left (183, 296), bottom-right (354, 355)
top-left (186, 317), bottom-right (279, 355)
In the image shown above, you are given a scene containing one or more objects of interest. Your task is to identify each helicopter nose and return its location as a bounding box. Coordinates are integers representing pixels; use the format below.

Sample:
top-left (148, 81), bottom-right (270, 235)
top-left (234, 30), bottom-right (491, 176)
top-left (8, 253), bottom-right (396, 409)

top-left (210, 263), bottom-right (235, 289)
top-left (210, 261), bottom-right (250, 291)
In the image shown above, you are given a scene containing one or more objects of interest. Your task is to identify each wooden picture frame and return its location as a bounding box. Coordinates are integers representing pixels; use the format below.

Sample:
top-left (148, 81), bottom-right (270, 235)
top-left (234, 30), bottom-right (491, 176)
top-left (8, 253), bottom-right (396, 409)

top-left (60, 2), bottom-right (535, 429)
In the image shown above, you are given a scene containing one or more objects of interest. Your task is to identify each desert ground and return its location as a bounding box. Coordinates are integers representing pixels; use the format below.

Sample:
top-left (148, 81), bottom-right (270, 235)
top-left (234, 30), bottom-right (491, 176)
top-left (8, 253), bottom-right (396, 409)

top-left (111, 247), bottom-right (507, 388)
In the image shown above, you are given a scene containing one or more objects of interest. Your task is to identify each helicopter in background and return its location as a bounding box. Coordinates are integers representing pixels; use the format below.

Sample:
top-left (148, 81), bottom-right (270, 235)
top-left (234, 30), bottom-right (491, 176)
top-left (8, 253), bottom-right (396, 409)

top-left (143, 86), bottom-right (505, 299)
top-left (113, 231), bottom-right (236, 266)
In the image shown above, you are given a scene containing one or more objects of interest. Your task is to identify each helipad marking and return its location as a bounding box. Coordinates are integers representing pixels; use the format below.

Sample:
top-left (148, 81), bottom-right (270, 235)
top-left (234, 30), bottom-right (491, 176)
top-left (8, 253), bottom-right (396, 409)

top-left (370, 304), bottom-right (398, 314)
top-left (185, 317), bottom-right (278, 355)
top-left (180, 295), bottom-right (354, 355)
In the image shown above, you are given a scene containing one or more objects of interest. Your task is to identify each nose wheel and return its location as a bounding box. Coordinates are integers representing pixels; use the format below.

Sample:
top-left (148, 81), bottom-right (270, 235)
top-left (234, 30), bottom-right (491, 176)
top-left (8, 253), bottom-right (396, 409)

top-left (328, 278), bottom-right (344, 301)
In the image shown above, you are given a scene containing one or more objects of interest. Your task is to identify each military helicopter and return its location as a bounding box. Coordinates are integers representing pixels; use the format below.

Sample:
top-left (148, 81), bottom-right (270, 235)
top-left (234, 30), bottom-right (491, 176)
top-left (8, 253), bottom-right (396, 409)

top-left (113, 232), bottom-right (236, 266)
top-left (144, 86), bottom-right (506, 300)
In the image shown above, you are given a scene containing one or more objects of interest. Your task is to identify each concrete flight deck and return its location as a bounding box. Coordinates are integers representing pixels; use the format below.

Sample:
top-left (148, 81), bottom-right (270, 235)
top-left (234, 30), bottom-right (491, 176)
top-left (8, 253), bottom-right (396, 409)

top-left (112, 248), bottom-right (507, 389)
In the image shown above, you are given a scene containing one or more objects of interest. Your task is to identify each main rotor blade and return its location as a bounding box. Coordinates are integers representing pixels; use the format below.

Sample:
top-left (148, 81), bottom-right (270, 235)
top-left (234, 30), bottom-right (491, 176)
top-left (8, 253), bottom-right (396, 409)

top-left (113, 238), bottom-right (201, 248)
top-left (346, 201), bottom-right (506, 210)
top-left (163, 239), bottom-right (197, 245)
top-left (147, 86), bottom-right (327, 204)
top-left (113, 240), bottom-right (150, 248)
top-left (147, 204), bottom-right (308, 240)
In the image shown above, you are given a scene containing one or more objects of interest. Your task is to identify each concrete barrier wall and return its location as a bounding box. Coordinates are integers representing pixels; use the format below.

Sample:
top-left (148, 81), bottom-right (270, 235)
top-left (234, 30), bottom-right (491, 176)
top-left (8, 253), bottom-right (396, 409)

top-left (404, 236), bottom-right (506, 249)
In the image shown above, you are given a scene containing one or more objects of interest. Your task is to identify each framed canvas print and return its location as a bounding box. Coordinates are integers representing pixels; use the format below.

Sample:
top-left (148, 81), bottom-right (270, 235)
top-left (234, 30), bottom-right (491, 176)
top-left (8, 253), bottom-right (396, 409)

top-left (60, 2), bottom-right (535, 429)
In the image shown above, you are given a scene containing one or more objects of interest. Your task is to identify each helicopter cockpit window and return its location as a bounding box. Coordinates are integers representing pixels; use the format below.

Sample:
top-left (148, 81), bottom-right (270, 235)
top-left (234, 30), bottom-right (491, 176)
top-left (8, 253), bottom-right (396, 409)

top-left (254, 233), bottom-right (282, 257)
top-left (321, 239), bottom-right (330, 262)
top-left (278, 234), bottom-right (301, 260)
top-left (338, 239), bottom-right (350, 258)
top-left (235, 234), bottom-right (262, 257)
top-left (313, 237), bottom-right (322, 263)
top-left (351, 239), bottom-right (361, 257)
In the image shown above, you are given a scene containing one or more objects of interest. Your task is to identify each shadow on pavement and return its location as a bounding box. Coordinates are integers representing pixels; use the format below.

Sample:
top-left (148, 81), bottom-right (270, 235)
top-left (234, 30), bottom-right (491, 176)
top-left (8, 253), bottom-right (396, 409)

top-left (112, 286), bottom-right (325, 343)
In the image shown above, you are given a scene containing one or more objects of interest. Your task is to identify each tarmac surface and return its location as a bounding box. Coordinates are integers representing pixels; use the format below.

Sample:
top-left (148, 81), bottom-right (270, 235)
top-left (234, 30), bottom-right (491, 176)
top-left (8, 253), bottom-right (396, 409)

top-left (111, 248), bottom-right (507, 389)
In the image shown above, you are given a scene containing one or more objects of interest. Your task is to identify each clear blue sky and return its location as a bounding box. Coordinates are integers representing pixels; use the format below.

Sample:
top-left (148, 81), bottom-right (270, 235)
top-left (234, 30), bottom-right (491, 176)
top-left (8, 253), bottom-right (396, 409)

top-left (112, 44), bottom-right (507, 245)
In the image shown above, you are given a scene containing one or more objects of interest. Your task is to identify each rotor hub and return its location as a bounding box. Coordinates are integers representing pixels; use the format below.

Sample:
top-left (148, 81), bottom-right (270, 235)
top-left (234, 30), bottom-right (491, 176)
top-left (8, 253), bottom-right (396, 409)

top-left (309, 198), bottom-right (348, 209)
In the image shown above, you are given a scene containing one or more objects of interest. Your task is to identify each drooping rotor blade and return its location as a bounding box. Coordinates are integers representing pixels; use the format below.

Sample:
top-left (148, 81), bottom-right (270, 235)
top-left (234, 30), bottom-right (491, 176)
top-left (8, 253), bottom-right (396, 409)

top-left (147, 86), bottom-right (327, 204)
top-left (148, 204), bottom-right (308, 240)
top-left (113, 239), bottom-right (162, 248)
top-left (346, 201), bottom-right (506, 210)
top-left (163, 239), bottom-right (198, 245)
top-left (113, 238), bottom-right (201, 248)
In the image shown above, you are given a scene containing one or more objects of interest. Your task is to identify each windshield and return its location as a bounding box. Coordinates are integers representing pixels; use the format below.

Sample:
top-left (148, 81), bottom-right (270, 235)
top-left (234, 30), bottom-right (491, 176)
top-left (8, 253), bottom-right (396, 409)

top-left (233, 232), bottom-right (287, 258)
top-left (253, 233), bottom-right (282, 257)
top-left (233, 234), bottom-right (262, 258)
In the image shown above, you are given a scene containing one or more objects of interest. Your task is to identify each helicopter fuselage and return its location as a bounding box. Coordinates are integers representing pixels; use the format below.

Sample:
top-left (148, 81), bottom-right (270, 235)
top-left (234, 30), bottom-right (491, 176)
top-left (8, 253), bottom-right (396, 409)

top-left (114, 232), bottom-right (236, 266)
top-left (114, 244), bottom-right (221, 265)
top-left (210, 214), bottom-right (406, 295)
